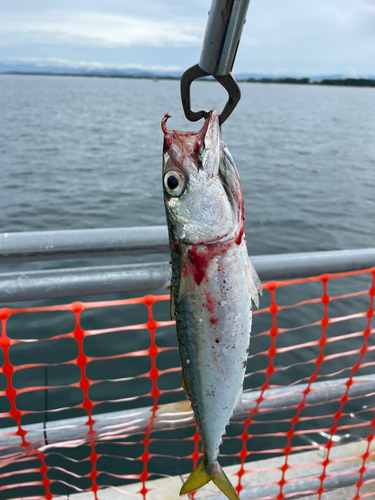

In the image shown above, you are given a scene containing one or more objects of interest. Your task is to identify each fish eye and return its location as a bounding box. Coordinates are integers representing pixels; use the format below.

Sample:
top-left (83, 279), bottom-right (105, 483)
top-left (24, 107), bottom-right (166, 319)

top-left (164, 170), bottom-right (186, 197)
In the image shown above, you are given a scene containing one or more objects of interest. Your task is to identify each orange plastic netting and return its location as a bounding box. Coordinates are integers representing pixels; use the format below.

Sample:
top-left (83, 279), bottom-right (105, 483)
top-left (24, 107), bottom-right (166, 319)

top-left (0, 268), bottom-right (374, 499)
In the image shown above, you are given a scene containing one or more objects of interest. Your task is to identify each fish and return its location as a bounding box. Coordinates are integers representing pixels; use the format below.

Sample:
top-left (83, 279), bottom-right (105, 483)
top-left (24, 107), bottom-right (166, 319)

top-left (161, 109), bottom-right (261, 500)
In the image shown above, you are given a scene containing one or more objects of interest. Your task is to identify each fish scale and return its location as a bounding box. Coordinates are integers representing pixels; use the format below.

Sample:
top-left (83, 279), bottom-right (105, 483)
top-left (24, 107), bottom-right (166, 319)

top-left (162, 109), bottom-right (261, 500)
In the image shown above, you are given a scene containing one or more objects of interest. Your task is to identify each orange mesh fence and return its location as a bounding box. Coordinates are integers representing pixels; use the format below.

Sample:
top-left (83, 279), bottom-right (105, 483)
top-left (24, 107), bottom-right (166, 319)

top-left (0, 268), bottom-right (374, 499)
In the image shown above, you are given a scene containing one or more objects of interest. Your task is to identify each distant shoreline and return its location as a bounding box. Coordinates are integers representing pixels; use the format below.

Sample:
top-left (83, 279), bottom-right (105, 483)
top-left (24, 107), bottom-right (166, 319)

top-left (1, 72), bottom-right (375, 88)
top-left (245, 77), bottom-right (375, 88)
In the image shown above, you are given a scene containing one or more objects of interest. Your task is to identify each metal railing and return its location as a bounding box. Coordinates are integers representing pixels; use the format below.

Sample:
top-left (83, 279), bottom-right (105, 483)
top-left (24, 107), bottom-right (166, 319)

top-left (1, 226), bottom-right (375, 302)
top-left (1, 227), bottom-right (375, 499)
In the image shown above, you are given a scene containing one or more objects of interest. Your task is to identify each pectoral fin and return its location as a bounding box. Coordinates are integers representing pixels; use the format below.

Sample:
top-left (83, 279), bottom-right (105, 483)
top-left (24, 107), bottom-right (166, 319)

top-left (246, 258), bottom-right (263, 308)
top-left (178, 273), bottom-right (194, 300)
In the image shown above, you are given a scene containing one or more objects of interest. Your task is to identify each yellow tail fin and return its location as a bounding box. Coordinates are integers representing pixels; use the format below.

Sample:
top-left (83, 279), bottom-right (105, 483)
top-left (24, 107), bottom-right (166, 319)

top-left (180, 460), bottom-right (239, 500)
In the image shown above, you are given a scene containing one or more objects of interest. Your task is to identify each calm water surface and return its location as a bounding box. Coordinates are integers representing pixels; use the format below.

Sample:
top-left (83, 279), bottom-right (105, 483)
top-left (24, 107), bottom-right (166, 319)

top-left (1, 75), bottom-right (374, 255)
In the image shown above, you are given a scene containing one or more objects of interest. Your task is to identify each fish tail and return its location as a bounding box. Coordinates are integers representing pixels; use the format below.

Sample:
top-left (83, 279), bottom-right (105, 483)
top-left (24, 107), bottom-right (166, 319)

top-left (180, 460), bottom-right (239, 500)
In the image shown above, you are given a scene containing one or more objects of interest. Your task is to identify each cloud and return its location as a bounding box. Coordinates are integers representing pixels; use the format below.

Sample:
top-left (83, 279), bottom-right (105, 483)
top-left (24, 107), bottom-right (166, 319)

top-left (235, 0), bottom-right (375, 74)
top-left (1, 56), bottom-right (184, 72)
top-left (0, 10), bottom-right (204, 48)
top-left (241, 0), bottom-right (375, 47)
top-left (0, 0), bottom-right (374, 75)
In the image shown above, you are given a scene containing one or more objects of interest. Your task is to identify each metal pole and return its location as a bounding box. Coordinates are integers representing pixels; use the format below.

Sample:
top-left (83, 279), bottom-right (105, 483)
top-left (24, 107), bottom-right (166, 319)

top-left (0, 247), bottom-right (374, 302)
top-left (1, 227), bottom-right (374, 275)
top-left (1, 374), bottom-right (374, 457)
top-left (252, 248), bottom-right (375, 281)
top-left (199, 0), bottom-right (251, 76)
top-left (0, 262), bottom-right (172, 302)
top-left (0, 226), bottom-right (169, 263)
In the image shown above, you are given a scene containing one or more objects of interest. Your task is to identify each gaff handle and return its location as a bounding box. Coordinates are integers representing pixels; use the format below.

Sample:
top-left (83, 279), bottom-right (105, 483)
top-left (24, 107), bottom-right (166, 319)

top-left (200, 0), bottom-right (251, 76)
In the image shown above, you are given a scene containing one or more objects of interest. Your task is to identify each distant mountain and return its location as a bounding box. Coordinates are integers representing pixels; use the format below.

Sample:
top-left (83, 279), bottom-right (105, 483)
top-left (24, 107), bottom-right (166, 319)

top-left (0, 62), bottom-right (182, 79)
top-left (0, 61), bottom-right (374, 83)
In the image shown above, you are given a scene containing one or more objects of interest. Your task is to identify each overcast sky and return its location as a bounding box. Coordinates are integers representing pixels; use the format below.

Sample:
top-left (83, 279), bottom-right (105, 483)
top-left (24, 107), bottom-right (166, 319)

top-left (0, 0), bottom-right (374, 75)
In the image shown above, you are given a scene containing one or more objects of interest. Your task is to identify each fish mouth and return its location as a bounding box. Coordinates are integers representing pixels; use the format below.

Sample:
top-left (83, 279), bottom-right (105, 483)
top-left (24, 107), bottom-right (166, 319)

top-left (161, 111), bottom-right (221, 175)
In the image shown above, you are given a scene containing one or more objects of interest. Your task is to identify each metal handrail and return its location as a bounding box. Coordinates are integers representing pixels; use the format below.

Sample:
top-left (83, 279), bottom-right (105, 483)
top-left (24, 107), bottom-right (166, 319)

top-left (0, 226), bottom-right (169, 263)
top-left (0, 262), bottom-right (172, 302)
top-left (2, 226), bottom-right (374, 270)
top-left (0, 227), bottom-right (374, 302)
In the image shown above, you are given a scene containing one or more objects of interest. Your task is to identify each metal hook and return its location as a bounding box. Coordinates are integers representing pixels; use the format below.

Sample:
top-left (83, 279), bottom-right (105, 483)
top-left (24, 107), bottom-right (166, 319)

top-left (180, 63), bottom-right (241, 126)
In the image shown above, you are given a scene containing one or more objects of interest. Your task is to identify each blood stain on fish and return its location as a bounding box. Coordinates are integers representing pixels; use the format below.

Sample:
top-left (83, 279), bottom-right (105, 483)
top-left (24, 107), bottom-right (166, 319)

top-left (235, 225), bottom-right (244, 245)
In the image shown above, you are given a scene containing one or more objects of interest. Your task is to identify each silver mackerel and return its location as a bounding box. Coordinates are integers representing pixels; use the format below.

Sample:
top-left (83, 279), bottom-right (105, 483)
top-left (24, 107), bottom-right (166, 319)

top-left (162, 110), bottom-right (261, 500)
